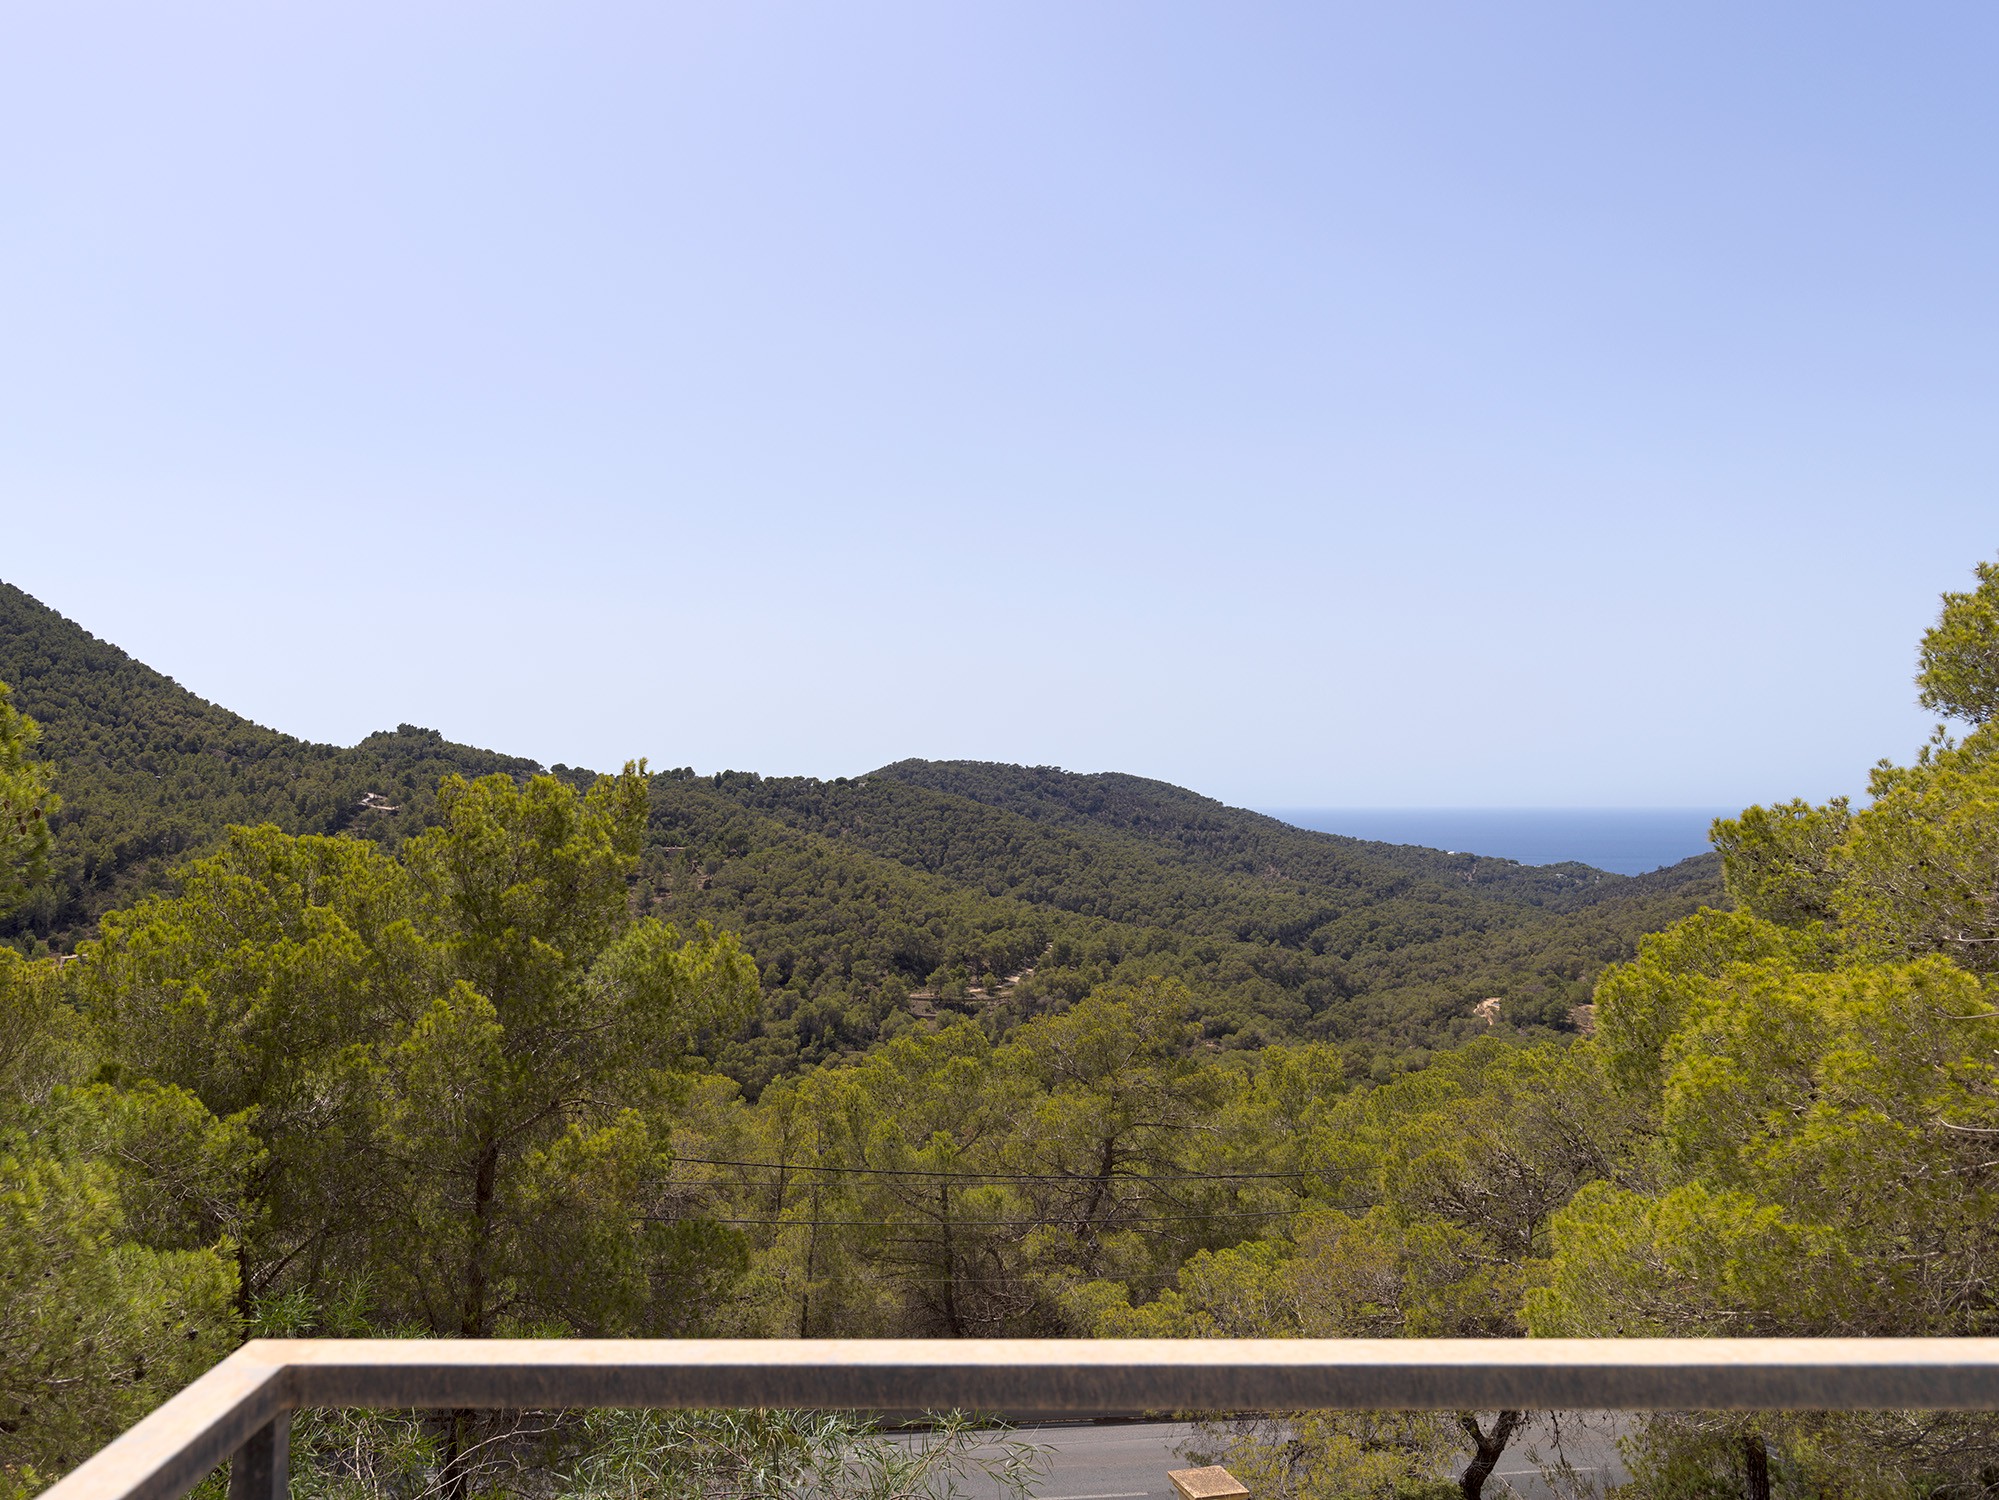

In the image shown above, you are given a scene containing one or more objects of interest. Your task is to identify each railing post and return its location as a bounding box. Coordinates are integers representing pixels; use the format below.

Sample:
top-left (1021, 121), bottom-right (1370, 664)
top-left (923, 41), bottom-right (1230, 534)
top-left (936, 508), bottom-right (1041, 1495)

top-left (226, 1413), bottom-right (289, 1500)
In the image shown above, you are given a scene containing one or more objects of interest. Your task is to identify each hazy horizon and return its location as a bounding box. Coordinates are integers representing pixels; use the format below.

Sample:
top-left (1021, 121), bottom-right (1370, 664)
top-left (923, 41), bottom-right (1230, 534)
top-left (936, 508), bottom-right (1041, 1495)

top-left (0, 572), bottom-right (1901, 823)
top-left (1263, 806), bottom-right (1735, 875)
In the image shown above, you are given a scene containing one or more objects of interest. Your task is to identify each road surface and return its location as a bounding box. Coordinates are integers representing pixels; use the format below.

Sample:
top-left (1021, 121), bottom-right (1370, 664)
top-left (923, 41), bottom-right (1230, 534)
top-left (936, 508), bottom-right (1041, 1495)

top-left (1010, 1421), bottom-right (1201, 1500)
top-left (948, 1417), bottom-right (1629, 1500)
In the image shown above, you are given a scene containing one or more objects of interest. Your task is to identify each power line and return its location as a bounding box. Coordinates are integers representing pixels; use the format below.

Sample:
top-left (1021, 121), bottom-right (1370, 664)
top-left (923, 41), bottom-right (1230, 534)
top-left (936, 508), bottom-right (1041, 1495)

top-left (646, 1208), bottom-right (1309, 1228)
top-left (670, 1155), bottom-right (1313, 1183)
top-left (772, 1269), bottom-right (1191, 1291)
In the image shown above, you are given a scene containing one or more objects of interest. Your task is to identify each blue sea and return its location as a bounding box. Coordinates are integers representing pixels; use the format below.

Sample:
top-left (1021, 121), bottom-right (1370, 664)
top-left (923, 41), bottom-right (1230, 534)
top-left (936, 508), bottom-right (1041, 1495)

top-left (1260, 808), bottom-right (1737, 876)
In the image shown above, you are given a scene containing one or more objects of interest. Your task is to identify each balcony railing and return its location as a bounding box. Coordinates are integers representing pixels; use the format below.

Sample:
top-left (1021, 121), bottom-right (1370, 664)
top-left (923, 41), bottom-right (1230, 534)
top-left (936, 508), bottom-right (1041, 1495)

top-left (42, 1338), bottom-right (1999, 1500)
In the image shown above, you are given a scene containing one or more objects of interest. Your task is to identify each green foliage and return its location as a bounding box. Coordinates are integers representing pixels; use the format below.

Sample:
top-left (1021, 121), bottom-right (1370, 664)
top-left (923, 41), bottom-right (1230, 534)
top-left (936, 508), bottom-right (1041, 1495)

top-left (0, 583), bottom-right (537, 948)
top-left (1533, 955), bottom-right (1999, 1338)
top-left (0, 583), bottom-right (1721, 1076)
top-left (674, 979), bottom-right (1350, 1339)
top-left (1052, 564), bottom-right (1999, 1494)
top-left (0, 1141), bottom-right (241, 1477)
top-left (1615, 1411), bottom-right (1998, 1500)
top-left (1710, 797), bottom-right (1850, 928)
top-left (1701, 720), bottom-right (1999, 977)
top-left (0, 684), bottom-right (55, 918)
top-left (58, 562), bottom-right (1999, 1499)
top-left (1918, 556), bottom-right (1999, 725)
top-left (1068, 1040), bottom-right (1620, 1496)
top-left (1837, 723), bottom-right (1999, 971)
top-left (1182, 1410), bottom-right (1466, 1500)
top-left (81, 767), bottom-right (761, 1339)
top-left (0, 951), bottom-right (86, 1118)
top-left (641, 762), bottom-right (1720, 1089)
top-left (1590, 908), bottom-right (1832, 1097)
top-left (561, 1409), bottom-right (1045, 1500)
top-left (273, 1405), bottom-right (1045, 1500)
top-left (1517, 565), bottom-right (1999, 1493)
top-left (1068, 1037), bottom-right (1584, 1327)
top-left (0, 951), bottom-right (244, 1486)
top-left (0, 803), bottom-right (244, 1490)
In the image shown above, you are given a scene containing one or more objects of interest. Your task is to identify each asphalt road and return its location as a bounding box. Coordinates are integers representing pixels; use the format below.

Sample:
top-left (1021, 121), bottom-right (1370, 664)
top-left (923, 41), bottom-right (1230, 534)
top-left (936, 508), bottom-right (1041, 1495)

top-left (952, 1416), bottom-right (1629, 1500)
top-left (1008, 1421), bottom-right (1201, 1500)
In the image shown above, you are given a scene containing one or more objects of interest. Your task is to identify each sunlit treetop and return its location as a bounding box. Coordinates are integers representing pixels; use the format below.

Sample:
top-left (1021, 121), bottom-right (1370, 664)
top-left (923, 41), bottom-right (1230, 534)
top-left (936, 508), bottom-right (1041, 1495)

top-left (1917, 557), bottom-right (1999, 726)
top-left (0, 680), bottom-right (56, 917)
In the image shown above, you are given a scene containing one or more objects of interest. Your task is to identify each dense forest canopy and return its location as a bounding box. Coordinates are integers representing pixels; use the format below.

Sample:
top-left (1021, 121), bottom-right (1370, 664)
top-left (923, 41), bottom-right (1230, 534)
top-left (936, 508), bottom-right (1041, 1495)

top-left (15, 559), bottom-right (1999, 1500)
top-left (0, 582), bottom-right (1718, 1092)
top-left (0, 583), bottom-right (540, 944)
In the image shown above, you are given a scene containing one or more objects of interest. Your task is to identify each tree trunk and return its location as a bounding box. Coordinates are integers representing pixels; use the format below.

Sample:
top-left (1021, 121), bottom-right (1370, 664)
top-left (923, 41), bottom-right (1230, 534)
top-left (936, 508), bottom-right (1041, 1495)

top-left (441, 1139), bottom-right (502, 1500)
top-left (798, 1180), bottom-right (821, 1337)
top-left (1744, 1432), bottom-right (1770, 1500)
top-left (1078, 1134), bottom-right (1118, 1276)
top-left (938, 1180), bottom-right (965, 1336)
top-left (437, 1410), bottom-right (473, 1500)
top-left (460, 1138), bottom-right (501, 1337)
top-left (1458, 1411), bottom-right (1525, 1500)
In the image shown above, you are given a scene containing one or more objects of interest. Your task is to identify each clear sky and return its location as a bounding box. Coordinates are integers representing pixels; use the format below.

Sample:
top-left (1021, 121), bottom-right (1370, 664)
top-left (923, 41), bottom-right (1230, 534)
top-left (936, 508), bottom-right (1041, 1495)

top-left (3, 4), bottom-right (1993, 809)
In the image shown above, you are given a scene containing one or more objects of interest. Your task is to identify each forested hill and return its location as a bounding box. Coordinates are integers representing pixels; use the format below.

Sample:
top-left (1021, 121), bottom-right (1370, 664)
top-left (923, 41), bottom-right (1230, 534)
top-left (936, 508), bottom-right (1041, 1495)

top-left (871, 758), bottom-right (1619, 907)
top-left (637, 762), bottom-right (1720, 1088)
top-left (0, 581), bottom-right (1723, 1090)
top-left (0, 581), bottom-right (537, 942)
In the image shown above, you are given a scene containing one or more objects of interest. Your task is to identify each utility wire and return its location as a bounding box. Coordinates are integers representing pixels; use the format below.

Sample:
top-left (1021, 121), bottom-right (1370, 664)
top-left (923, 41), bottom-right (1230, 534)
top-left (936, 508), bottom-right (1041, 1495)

top-left (670, 1155), bottom-right (1312, 1182)
top-left (645, 1208), bottom-right (1309, 1228)
top-left (777, 1270), bottom-right (1190, 1290)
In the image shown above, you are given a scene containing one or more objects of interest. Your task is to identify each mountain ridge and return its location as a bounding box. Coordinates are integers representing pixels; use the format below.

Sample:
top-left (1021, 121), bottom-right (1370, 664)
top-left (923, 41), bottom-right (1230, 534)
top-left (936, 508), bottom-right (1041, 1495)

top-left (0, 580), bottom-right (1723, 1090)
top-left (868, 756), bottom-right (1649, 906)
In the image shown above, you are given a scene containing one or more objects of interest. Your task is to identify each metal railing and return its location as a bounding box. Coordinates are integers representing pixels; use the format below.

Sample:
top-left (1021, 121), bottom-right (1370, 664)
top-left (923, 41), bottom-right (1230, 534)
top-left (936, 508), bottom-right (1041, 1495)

top-left (42, 1338), bottom-right (1999, 1500)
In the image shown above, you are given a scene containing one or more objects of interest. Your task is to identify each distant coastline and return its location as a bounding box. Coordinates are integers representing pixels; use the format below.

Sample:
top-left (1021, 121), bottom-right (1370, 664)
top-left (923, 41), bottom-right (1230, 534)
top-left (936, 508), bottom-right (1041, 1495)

top-left (1261, 807), bottom-right (1737, 876)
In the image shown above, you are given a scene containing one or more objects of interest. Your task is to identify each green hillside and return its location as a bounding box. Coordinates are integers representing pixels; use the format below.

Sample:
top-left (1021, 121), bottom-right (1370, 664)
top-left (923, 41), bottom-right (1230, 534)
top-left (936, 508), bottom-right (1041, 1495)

top-left (636, 762), bottom-right (1720, 1089)
top-left (0, 582), bottom-right (538, 946)
top-left (0, 581), bottom-right (1723, 1090)
top-left (871, 757), bottom-right (1614, 904)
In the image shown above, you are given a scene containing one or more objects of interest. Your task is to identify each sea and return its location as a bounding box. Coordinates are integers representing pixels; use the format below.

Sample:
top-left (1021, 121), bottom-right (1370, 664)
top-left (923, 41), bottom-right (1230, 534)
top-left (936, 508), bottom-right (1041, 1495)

top-left (1260, 808), bottom-right (1738, 876)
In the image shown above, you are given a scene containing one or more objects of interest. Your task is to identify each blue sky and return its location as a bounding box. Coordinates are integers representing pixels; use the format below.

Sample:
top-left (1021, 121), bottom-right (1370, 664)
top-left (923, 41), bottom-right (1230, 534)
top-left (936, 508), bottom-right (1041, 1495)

top-left (3, 3), bottom-right (1993, 808)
